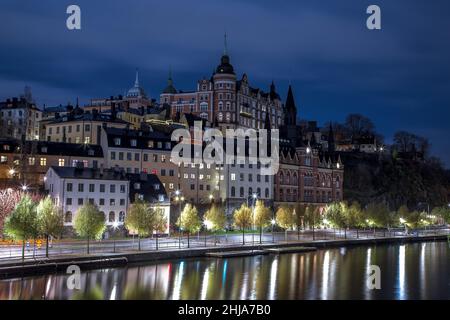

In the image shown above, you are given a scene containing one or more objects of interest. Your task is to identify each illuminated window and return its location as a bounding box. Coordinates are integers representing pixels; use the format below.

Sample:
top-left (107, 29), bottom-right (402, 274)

top-left (28, 157), bottom-right (36, 165)
top-left (231, 173), bottom-right (236, 181)
top-left (40, 158), bottom-right (47, 166)
top-left (58, 158), bottom-right (65, 167)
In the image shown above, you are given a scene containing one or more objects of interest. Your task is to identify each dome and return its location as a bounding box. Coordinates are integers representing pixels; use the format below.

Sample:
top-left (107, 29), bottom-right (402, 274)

top-left (215, 54), bottom-right (235, 75)
top-left (126, 70), bottom-right (147, 98)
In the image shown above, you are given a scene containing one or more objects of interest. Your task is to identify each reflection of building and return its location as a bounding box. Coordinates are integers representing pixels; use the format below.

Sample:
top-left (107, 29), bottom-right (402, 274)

top-left (0, 94), bottom-right (42, 141)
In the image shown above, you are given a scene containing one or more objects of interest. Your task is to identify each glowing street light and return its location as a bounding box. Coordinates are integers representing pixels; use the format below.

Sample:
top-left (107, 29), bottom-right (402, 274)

top-left (21, 185), bottom-right (28, 191)
top-left (175, 190), bottom-right (180, 196)
top-left (399, 218), bottom-right (406, 224)
top-left (8, 168), bottom-right (15, 176)
top-left (112, 221), bottom-right (119, 229)
top-left (271, 219), bottom-right (276, 225)
top-left (306, 147), bottom-right (311, 154)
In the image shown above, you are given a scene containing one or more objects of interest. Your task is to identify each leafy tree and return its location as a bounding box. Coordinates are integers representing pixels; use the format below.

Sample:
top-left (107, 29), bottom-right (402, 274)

top-left (176, 203), bottom-right (201, 248)
top-left (125, 200), bottom-right (155, 251)
top-left (0, 189), bottom-right (21, 236)
top-left (37, 196), bottom-right (64, 258)
top-left (73, 203), bottom-right (106, 254)
top-left (304, 206), bottom-right (322, 240)
top-left (275, 206), bottom-right (295, 241)
top-left (233, 203), bottom-right (252, 244)
top-left (4, 195), bottom-right (39, 260)
top-left (325, 202), bottom-right (350, 238)
top-left (204, 204), bottom-right (226, 243)
top-left (431, 206), bottom-right (450, 224)
top-left (364, 203), bottom-right (394, 228)
top-left (253, 200), bottom-right (271, 244)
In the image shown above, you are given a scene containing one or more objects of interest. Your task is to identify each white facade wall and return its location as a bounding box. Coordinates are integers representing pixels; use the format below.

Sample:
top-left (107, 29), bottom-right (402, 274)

top-left (44, 168), bottom-right (130, 226)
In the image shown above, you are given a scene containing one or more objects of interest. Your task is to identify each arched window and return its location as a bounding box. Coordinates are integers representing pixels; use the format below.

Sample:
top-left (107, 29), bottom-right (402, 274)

top-left (257, 187), bottom-right (261, 197)
top-left (286, 172), bottom-right (290, 184)
top-left (279, 172), bottom-right (284, 184)
top-left (265, 188), bottom-right (269, 198)
top-left (119, 211), bottom-right (125, 222)
top-left (248, 187), bottom-right (253, 196)
top-left (293, 173), bottom-right (298, 185)
top-left (336, 176), bottom-right (340, 189)
top-left (231, 186), bottom-right (236, 197)
top-left (240, 187), bottom-right (244, 197)
top-left (218, 112), bottom-right (223, 121)
top-left (109, 211), bottom-right (115, 223)
top-left (64, 211), bottom-right (72, 223)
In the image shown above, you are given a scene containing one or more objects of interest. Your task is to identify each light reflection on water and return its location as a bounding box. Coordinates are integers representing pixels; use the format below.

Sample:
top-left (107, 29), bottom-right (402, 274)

top-left (0, 241), bottom-right (449, 300)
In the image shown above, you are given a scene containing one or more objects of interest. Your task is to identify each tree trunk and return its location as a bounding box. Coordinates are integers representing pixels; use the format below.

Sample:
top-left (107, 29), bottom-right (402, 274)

top-left (344, 227), bottom-right (347, 239)
top-left (242, 228), bottom-right (245, 245)
top-left (138, 235), bottom-right (141, 251)
top-left (87, 237), bottom-right (90, 254)
top-left (187, 233), bottom-right (190, 248)
top-left (22, 240), bottom-right (25, 260)
top-left (46, 234), bottom-right (49, 258)
top-left (285, 229), bottom-right (287, 242)
top-left (356, 228), bottom-right (359, 239)
top-left (156, 235), bottom-right (159, 250)
top-left (312, 225), bottom-right (315, 241)
top-left (297, 226), bottom-right (300, 241)
top-left (259, 226), bottom-right (262, 244)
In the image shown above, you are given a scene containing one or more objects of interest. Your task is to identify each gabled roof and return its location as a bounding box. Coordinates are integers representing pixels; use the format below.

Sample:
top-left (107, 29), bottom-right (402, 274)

top-left (127, 173), bottom-right (168, 203)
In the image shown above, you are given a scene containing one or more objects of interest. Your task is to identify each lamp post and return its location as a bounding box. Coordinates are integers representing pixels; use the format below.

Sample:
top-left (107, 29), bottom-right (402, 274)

top-left (271, 219), bottom-right (276, 243)
top-left (251, 193), bottom-right (257, 245)
top-left (400, 218), bottom-right (407, 235)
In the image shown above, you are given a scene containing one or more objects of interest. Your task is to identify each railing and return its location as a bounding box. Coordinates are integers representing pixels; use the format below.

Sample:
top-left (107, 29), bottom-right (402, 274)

top-left (0, 226), bottom-right (448, 262)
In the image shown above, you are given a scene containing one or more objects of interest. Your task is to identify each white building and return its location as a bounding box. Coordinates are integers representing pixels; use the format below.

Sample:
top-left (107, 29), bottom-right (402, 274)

top-left (45, 166), bottom-right (130, 227)
top-left (44, 166), bottom-right (171, 233)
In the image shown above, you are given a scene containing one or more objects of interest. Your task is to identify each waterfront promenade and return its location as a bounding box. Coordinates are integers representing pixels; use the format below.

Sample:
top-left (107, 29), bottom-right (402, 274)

top-left (0, 227), bottom-right (448, 279)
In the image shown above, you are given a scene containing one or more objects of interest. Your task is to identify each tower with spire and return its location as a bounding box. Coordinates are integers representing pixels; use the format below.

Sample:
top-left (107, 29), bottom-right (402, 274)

top-left (284, 85), bottom-right (297, 126)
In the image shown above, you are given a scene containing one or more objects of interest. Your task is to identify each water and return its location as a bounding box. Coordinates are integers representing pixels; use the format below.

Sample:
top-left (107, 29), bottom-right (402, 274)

top-left (1, 241), bottom-right (449, 300)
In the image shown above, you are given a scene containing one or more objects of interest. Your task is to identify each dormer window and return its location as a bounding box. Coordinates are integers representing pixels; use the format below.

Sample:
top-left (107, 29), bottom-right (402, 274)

top-left (154, 184), bottom-right (160, 190)
top-left (88, 149), bottom-right (94, 156)
top-left (41, 147), bottom-right (47, 153)
top-left (3, 145), bottom-right (10, 151)
top-left (148, 140), bottom-right (154, 148)
top-left (114, 138), bottom-right (121, 146)
top-left (134, 183), bottom-right (141, 190)
top-left (130, 139), bottom-right (137, 147)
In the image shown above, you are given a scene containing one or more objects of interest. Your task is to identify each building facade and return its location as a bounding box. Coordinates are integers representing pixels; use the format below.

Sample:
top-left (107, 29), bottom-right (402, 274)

top-left (0, 96), bottom-right (42, 141)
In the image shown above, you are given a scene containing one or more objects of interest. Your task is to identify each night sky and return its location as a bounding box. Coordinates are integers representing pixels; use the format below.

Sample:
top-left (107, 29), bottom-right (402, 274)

top-left (1, 1), bottom-right (449, 166)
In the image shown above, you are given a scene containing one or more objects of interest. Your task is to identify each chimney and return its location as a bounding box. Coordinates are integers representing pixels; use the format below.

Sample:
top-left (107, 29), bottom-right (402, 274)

top-left (111, 102), bottom-right (116, 120)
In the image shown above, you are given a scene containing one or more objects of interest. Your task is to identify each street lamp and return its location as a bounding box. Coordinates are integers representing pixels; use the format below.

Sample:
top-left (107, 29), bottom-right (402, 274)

top-left (21, 185), bottom-right (28, 192)
top-left (271, 219), bottom-right (276, 243)
top-left (8, 168), bottom-right (15, 176)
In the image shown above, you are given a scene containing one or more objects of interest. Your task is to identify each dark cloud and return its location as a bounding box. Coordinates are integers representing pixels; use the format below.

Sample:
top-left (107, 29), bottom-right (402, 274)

top-left (1, 0), bottom-right (450, 165)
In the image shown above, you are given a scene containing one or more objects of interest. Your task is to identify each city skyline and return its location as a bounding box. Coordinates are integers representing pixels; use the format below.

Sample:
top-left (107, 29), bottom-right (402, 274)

top-left (1, 0), bottom-right (450, 166)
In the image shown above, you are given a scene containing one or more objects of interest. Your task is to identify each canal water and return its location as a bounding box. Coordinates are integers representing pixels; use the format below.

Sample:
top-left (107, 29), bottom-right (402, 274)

top-left (0, 241), bottom-right (449, 300)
